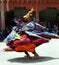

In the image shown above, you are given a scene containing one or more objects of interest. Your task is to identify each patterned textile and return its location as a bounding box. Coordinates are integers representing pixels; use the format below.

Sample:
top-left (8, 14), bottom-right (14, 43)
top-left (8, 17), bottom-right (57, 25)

top-left (4, 30), bottom-right (23, 44)
top-left (7, 33), bottom-right (48, 47)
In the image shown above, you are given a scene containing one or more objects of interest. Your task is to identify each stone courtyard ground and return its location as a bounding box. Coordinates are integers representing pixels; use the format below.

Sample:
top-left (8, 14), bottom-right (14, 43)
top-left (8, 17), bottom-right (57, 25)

top-left (0, 39), bottom-right (59, 65)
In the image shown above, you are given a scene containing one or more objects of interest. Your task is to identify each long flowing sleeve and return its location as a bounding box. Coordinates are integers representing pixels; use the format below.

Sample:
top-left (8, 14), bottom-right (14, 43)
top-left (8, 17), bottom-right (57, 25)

top-left (35, 22), bottom-right (46, 30)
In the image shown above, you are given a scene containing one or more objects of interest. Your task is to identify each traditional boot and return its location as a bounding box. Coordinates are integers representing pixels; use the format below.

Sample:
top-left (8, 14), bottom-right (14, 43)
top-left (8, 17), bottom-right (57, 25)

top-left (24, 51), bottom-right (31, 58)
top-left (32, 52), bottom-right (39, 59)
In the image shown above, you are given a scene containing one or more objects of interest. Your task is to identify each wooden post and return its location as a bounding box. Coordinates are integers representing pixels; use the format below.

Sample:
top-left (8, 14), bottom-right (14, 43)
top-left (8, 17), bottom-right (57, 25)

top-left (36, 0), bottom-right (39, 22)
top-left (22, 0), bottom-right (24, 7)
top-left (0, 0), bottom-right (5, 31)
top-left (6, 0), bottom-right (9, 11)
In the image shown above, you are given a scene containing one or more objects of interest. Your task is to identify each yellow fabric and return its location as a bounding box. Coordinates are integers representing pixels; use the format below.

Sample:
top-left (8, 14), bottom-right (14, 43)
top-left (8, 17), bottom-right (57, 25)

top-left (23, 8), bottom-right (35, 19)
top-left (14, 32), bottom-right (23, 40)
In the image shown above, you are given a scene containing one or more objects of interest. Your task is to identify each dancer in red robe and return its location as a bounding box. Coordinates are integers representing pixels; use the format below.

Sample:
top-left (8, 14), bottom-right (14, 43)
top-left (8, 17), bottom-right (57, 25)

top-left (3, 8), bottom-right (59, 59)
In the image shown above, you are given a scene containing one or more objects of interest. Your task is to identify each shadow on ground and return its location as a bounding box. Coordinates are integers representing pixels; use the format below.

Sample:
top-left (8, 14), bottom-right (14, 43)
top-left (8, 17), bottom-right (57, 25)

top-left (7, 56), bottom-right (59, 63)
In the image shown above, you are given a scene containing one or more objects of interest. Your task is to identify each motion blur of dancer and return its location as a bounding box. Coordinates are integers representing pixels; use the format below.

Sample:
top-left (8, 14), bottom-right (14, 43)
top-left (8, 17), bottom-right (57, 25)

top-left (3, 8), bottom-right (59, 59)
top-left (3, 8), bottom-right (39, 59)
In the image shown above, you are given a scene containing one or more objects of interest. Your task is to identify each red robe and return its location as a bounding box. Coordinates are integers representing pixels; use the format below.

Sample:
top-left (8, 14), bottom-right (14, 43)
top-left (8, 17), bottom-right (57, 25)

top-left (7, 33), bottom-right (48, 52)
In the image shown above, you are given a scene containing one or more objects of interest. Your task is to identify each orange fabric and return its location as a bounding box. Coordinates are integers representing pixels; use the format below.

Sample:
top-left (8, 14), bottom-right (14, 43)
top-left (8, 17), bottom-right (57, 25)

top-left (15, 44), bottom-right (36, 52)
